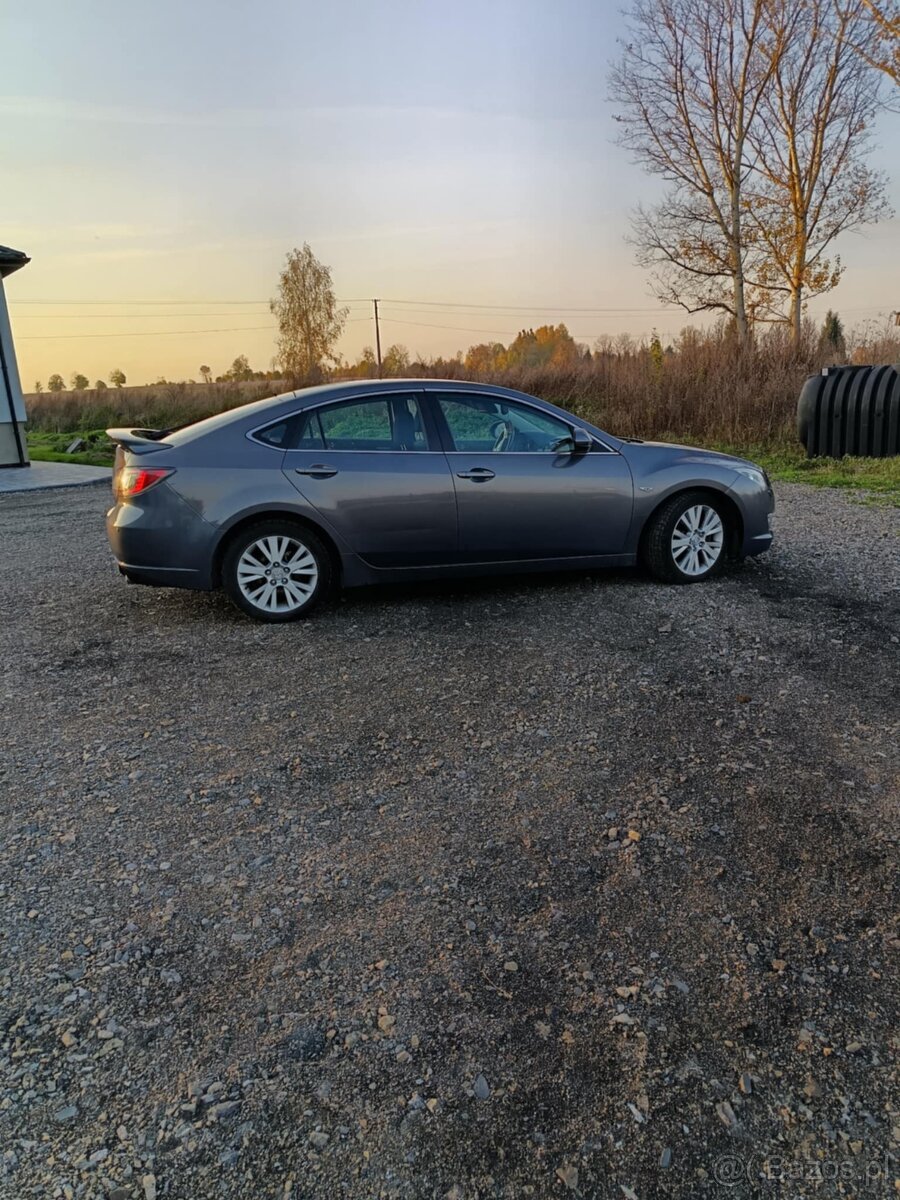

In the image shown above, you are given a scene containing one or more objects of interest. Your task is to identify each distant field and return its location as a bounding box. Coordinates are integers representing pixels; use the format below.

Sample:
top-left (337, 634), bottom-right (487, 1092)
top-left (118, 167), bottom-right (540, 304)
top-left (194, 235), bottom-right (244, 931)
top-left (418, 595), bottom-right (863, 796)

top-left (21, 356), bottom-right (900, 503)
top-left (23, 379), bottom-right (283, 435)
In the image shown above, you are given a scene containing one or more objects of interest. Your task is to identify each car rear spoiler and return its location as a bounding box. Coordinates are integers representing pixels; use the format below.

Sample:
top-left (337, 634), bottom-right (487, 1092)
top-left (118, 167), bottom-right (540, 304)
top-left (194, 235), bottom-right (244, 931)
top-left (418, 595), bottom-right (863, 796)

top-left (106, 428), bottom-right (174, 454)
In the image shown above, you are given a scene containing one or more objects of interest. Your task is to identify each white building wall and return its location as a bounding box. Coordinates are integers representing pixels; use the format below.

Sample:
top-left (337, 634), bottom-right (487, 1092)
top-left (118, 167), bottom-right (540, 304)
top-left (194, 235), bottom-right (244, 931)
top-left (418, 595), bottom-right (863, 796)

top-left (0, 277), bottom-right (26, 423)
top-left (0, 276), bottom-right (28, 465)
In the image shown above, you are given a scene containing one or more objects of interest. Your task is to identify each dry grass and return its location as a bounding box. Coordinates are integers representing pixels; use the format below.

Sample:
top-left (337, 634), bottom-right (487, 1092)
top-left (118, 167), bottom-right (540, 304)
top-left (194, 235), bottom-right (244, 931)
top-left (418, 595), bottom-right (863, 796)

top-left (25, 379), bottom-right (282, 434)
top-left (23, 321), bottom-right (900, 448)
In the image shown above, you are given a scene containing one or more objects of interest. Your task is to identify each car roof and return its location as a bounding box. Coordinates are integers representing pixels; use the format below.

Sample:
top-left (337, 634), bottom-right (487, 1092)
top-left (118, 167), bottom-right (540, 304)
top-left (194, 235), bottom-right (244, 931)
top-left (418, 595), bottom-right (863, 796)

top-left (165, 377), bottom-right (618, 448)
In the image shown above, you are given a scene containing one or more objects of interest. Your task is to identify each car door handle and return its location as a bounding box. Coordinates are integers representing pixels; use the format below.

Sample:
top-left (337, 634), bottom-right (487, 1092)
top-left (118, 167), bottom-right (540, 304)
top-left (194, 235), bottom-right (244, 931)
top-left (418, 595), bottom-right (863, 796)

top-left (295, 465), bottom-right (338, 478)
top-left (456, 467), bottom-right (495, 481)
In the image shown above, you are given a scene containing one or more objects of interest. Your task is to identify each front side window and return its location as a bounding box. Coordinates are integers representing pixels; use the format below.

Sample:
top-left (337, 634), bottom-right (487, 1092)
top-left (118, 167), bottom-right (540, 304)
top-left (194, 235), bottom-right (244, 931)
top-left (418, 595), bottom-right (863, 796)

top-left (315, 394), bottom-right (427, 451)
top-left (435, 393), bottom-right (574, 453)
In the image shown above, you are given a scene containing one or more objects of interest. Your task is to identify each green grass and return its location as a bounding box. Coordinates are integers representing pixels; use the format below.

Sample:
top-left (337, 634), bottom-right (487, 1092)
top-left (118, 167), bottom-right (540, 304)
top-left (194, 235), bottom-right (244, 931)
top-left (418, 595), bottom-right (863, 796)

top-left (714, 443), bottom-right (900, 504)
top-left (27, 430), bottom-right (115, 468)
top-left (25, 428), bottom-right (899, 504)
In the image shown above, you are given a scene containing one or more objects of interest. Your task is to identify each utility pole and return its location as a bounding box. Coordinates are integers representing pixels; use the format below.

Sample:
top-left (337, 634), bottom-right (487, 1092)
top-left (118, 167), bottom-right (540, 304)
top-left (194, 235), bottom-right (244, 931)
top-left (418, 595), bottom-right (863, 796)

top-left (373, 298), bottom-right (382, 378)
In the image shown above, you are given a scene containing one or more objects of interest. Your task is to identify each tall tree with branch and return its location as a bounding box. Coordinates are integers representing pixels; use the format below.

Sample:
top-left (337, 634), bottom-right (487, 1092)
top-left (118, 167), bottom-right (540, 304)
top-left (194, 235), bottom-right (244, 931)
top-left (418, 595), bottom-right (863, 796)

top-left (611, 0), bottom-right (780, 347)
top-left (270, 244), bottom-right (348, 384)
top-left (848, 1), bottom-right (900, 85)
top-left (747, 0), bottom-right (891, 343)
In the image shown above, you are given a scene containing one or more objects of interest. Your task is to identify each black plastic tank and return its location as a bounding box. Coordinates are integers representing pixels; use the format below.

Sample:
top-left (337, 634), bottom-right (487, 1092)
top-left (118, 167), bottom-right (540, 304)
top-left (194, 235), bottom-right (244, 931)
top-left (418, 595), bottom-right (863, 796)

top-left (797, 364), bottom-right (900, 458)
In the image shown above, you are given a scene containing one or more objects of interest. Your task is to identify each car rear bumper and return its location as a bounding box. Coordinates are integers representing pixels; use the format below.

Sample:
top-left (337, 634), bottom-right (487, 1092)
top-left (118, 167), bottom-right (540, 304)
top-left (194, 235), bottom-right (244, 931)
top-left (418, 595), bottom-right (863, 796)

top-left (106, 483), bottom-right (217, 590)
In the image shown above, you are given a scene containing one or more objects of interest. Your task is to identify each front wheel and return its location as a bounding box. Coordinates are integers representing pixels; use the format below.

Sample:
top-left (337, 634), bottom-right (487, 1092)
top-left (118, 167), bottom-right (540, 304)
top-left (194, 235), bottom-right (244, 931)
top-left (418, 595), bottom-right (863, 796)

top-left (642, 492), bottom-right (728, 584)
top-left (222, 521), bottom-right (331, 621)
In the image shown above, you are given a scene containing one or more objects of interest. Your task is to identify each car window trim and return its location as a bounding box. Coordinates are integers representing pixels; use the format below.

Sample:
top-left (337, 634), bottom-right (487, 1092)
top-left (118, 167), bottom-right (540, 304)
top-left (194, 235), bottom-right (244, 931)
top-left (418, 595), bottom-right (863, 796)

top-left (424, 387), bottom-right (619, 455)
top-left (246, 388), bottom-right (443, 453)
top-left (246, 386), bottom-right (619, 455)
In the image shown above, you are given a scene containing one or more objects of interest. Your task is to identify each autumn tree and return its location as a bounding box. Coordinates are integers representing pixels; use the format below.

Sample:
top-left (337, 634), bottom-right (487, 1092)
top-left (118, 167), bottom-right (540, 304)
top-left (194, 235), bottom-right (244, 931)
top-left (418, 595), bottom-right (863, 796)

top-left (612, 0), bottom-right (779, 346)
top-left (379, 344), bottom-right (409, 377)
top-left (270, 244), bottom-right (348, 384)
top-left (109, 368), bottom-right (126, 388)
top-left (48, 374), bottom-right (65, 392)
top-left (614, 0), bottom-right (890, 347)
top-left (505, 325), bottom-right (579, 368)
top-left (352, 347), bottom-right (379, 379)
top-left (747, 0), bottom-right (891, 343)
top-left (849, 0), bottom-right (900, 85)
top-left (465, 343), bottom-right (507, 373)
top-left (818, 309), bottom-right (847, 358)
top-left (71, 373), bottom-right (89, 390)
top-left (227, 354), bottom-right (254, 381)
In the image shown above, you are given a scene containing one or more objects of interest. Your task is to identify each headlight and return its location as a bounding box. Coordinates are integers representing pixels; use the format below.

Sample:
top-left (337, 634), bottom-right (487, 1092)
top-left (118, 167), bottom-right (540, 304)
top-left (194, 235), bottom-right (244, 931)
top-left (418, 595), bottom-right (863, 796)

top-left (735, 466), bottom-right (768, 488)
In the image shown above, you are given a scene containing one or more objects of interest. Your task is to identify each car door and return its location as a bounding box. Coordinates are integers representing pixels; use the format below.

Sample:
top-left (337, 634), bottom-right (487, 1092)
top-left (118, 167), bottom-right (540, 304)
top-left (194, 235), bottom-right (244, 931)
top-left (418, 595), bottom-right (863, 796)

top-left (281, 391), bottom-right (458, 567)
top-left (429, 390), bottom-right (633, 561)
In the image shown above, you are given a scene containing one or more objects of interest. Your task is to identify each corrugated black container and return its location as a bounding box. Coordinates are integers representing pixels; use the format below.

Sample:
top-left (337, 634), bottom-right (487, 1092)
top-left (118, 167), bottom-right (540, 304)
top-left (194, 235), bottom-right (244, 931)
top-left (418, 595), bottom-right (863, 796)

top-left (797, 364), bottom-right (900, 458)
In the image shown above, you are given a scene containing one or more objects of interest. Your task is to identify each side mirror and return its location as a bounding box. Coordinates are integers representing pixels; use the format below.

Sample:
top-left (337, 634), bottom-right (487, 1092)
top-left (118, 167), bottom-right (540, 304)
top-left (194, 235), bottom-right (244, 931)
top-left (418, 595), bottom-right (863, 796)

top-left (570, 426), bottom-right (592, 454)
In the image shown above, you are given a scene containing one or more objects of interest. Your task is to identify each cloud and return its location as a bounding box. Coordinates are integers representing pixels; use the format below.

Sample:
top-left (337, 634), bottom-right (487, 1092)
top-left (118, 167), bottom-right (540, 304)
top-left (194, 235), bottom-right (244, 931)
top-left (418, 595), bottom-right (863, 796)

top-left (0, 94), bottom-right (539, 130)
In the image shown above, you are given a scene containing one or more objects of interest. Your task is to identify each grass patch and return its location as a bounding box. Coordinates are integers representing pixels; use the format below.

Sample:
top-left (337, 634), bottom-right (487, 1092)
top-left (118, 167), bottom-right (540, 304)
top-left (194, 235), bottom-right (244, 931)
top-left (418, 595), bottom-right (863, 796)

top-left (714, 442), bottom-right (900, 503)
top-left (27, 430), bottom-right (115, 468)
top-left (25, 427), bottom-right (898, 504)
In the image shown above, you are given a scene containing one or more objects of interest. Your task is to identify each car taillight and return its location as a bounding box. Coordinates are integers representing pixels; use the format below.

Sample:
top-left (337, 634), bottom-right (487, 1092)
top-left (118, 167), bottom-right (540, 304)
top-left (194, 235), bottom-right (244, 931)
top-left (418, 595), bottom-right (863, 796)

top-left (116, 467), bottom-right (174, 498)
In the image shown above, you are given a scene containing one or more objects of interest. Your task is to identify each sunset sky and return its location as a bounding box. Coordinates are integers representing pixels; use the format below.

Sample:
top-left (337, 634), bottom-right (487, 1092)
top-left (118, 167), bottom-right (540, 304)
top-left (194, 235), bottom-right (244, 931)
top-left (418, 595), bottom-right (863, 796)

top-left (4, 0), bottom-right (899, 389)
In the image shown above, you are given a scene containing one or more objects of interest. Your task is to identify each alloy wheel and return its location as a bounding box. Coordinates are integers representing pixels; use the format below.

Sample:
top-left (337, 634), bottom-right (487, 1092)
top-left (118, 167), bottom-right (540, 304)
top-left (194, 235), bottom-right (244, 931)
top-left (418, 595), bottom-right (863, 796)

top-left (236, 534), bottom-right (319, 614)
top-left (670, 504), bottom-right (724, 577)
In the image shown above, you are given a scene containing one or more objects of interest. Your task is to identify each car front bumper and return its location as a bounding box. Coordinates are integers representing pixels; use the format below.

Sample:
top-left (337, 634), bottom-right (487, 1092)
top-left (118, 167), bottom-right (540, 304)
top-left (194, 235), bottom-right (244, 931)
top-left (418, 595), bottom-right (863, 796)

top-left (727, 476), bottom-right (775, 559)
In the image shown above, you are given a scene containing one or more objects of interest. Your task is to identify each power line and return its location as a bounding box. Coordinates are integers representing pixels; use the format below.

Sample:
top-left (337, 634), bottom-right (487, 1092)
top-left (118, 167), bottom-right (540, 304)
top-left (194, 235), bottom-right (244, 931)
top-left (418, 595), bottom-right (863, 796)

top-left (10, 295), bottom-right (895, 315)
top-left (12, 311), bottom-right (273, 320)
top-left (380, 318), bottom-right (526, 337)
top-left (380, 299), bottom-right (678, 314)
top-left (18, 324), bottom-right (276, 341)
top-left (379, 317), bottom-right (610, 339)
top-left (9, 297), bottom-right (374, 307)
top-left (18, 316), bottom-right (372, 341)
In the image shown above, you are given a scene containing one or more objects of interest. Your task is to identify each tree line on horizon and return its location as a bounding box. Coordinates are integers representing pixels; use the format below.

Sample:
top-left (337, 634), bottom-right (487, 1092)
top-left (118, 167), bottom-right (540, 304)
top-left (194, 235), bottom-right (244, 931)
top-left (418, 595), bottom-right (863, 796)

top-left (31, 306), bottom-right (888, 398)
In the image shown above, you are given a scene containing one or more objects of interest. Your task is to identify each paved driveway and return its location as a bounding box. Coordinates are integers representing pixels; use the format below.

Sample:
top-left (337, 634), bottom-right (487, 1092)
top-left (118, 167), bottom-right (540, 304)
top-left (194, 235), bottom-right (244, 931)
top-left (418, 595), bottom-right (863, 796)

top-left (0, 483), bottom-right (897, 1199)
top-left (0, 461), bottom-right (111, 492)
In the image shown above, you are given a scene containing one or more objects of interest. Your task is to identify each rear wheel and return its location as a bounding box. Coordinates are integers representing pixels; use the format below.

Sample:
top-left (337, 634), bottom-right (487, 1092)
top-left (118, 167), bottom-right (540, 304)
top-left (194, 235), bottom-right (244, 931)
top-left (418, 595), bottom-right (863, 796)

top-left (222, 521), bottom-right (331, 621)
top-left (643, 492), bottom-right (728, 584)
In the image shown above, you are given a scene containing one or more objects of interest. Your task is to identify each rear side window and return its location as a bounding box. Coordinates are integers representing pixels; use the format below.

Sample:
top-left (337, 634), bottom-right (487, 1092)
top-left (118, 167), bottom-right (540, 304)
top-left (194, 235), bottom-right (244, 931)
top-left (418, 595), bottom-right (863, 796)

top-left (315, 395), bottom-right (428, 451)
top-left (255, 412), bottom-right (324, 450)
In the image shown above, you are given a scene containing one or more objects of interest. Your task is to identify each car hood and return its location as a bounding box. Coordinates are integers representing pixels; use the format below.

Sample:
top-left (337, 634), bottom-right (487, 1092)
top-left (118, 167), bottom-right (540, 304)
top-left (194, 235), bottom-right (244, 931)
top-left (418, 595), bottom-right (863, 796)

top-left (618, 439), bottom-right (757, 472)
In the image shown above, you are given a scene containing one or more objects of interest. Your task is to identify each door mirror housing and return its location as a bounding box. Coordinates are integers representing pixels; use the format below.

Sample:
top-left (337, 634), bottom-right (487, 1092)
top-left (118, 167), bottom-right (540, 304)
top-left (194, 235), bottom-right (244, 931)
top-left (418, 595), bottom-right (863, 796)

top-left (570, 426), bottom-right (592, 454)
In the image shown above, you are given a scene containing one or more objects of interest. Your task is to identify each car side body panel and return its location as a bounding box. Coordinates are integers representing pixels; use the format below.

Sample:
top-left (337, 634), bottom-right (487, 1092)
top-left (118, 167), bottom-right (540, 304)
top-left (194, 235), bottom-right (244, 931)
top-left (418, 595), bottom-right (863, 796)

top-left (282, 449), bottom-right (459, 567)
top-left (105, 379), bottom-right (774, 598)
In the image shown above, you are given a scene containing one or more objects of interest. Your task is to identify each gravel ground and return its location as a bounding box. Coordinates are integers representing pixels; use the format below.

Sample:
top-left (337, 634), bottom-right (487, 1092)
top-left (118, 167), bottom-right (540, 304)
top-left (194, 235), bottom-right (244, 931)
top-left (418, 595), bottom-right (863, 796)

top-left (0, 482), bottom-right (897, 1200)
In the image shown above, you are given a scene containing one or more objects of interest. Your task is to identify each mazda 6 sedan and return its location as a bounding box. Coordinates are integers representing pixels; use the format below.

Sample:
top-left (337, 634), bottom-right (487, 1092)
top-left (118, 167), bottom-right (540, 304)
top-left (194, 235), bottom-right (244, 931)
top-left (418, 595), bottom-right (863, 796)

top-left (106, 379), bottom-right (774, 622)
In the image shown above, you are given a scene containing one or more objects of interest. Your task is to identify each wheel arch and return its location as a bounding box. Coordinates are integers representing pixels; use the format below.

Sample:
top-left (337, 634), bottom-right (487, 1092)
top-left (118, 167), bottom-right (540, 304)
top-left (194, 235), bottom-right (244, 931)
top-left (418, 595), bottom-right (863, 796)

top-left (211, 509), bottom-right (343, 589)
top-left (638, 485), bottom-right (744, 561)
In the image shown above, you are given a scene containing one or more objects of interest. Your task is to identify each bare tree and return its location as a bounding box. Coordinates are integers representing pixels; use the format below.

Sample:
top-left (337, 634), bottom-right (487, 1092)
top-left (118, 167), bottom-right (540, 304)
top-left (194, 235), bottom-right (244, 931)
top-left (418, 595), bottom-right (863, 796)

top-left (747, 0), bottom-right (891, 343)
top-left (847, 0), bottom-right (900, 85)
top-left (612, 0), bottom-right (780, 346)
top-left (270, 244), bottom-right (348, 384)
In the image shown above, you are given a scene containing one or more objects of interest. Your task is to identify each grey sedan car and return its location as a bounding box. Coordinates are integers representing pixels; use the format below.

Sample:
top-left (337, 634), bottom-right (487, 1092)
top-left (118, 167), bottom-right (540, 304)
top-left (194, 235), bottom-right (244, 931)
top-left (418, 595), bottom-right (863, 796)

top-left (106, 379), bottom-right (774, 621)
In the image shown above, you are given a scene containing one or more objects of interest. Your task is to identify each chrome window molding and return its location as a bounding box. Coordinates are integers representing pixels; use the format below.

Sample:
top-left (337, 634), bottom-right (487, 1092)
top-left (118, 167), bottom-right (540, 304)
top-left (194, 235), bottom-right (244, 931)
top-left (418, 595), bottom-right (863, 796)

top-left (427, 386), bottom-right (619, 455)
top-left (245, 385), bottom-right (619, 455)
top-left (246, 387), bottom-right (429, 451)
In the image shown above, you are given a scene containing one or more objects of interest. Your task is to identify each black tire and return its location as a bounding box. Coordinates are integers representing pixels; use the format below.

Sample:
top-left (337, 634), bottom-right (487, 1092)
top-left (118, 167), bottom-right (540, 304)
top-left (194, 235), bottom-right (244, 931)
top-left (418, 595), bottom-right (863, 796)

top-left (642, 491), bottom-right (729, 584)
top-left (222, 520), bottom-right (332, 622)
